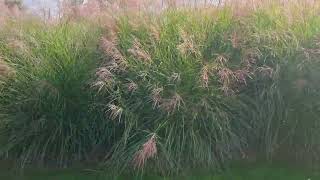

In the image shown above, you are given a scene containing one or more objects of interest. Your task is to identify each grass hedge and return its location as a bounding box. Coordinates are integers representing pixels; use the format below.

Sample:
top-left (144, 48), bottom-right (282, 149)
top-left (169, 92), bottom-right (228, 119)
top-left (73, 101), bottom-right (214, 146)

top-left (0, 1), bottom-right (320, 174)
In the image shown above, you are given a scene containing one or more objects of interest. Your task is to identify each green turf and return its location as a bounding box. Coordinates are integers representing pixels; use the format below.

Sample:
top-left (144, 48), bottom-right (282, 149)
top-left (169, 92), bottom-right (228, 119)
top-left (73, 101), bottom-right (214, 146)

top-left (0, 163), bottom-right (318, 180)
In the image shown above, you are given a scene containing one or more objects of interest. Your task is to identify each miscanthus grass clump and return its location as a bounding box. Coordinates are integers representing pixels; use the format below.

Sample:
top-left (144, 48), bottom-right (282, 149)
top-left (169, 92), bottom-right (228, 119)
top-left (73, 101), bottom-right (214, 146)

top-left (0, 20), bottom-right (114, 167)
top-left (95, 9), bottom-right (266, 173)
top-left (235, 3), bottom-right (320, 164)
top-left (95, 2), bottom-right (320, 174)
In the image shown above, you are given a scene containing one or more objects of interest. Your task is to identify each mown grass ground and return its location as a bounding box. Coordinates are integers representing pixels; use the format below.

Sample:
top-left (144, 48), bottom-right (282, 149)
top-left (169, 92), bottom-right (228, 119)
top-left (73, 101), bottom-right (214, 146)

top-left (0, 163), bottom-right (318, 180)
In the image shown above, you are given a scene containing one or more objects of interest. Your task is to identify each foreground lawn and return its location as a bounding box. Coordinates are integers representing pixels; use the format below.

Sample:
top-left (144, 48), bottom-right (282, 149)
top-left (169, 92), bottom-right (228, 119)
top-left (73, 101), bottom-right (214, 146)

top-left (0, 163), bottom-right (318, 180)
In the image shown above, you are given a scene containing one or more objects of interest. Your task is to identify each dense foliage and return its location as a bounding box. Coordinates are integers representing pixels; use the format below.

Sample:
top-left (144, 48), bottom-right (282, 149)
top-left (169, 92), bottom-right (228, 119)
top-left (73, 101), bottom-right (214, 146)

top-left (0, 21), bottom-right (114, 167)
top-left (0, 1), bottom-right (320, 175)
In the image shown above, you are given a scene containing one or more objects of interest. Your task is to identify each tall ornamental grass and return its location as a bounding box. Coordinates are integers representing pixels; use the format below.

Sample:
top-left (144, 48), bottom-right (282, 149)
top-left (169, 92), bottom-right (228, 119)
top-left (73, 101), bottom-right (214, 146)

top-left (0, 0), bottom-right (320, 175)
top-left (95, 2), bottom-right (320, 173)
top-left (96, 10), bottom-right (249, 173)
top-left (0, 20), bottom-right (113, 167)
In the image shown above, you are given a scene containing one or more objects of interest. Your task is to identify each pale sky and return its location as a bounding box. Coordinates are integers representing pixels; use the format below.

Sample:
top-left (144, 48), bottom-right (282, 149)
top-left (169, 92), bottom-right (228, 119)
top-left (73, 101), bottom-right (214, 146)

top-left (21, 0), bottom-right (220, 16)
top-left (23, 0), bottom-right (59, 15)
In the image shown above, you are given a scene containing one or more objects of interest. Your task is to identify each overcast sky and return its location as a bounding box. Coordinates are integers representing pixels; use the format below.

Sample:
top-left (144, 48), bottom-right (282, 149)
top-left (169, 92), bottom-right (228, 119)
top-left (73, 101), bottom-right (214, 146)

top-left (23, 0), bottom-right (59, 15)
top-left (21, 0), bottom-right (220, 16)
